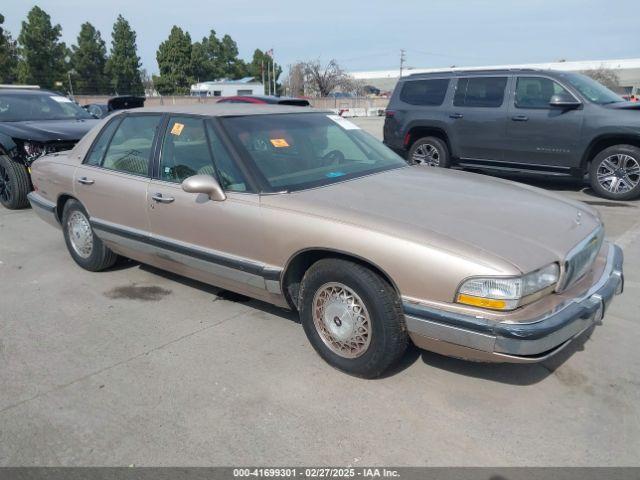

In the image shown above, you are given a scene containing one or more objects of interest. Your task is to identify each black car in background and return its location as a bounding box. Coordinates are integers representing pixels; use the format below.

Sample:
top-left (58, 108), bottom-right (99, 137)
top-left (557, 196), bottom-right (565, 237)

top-left (0, 88), bottom-right (98, 209)
top-left (384, 69), bottom-right (640, 200)
top-left (82, 95), bottom-right (146, 119)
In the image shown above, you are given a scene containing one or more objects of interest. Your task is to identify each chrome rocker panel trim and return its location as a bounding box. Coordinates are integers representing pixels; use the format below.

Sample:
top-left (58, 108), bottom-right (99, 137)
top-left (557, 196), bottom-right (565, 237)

top-left (403, 242), bottom-right (624, 362)
top-left (27, 192), bottom-right (60, 229)
top-left (90, 217), bottom-right (284, 295)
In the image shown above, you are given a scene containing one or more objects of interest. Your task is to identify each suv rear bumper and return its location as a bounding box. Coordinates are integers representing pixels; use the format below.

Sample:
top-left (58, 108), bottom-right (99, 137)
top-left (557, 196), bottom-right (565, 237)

top-left (404, 243), bottom-right (624, 363)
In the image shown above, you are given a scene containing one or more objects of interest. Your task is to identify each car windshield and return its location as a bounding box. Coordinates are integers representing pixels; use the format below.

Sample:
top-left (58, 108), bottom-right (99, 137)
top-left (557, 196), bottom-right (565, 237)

top-left (0, 93), bottom-right (93, 122)
top-left (561, 73), bottom-right (624, 105)
top-left (220, 113), bottom-right (407, 192)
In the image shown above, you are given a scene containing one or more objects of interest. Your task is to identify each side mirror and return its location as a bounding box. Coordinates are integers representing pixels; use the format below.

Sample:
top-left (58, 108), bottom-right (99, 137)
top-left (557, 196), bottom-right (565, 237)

top-left (549, 94), bottom-right (581, 109)
top-left (181, 175), bottom-right (226, 201)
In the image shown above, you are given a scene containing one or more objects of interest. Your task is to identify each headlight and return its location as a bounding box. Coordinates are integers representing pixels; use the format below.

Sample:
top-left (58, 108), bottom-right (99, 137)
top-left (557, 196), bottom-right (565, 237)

top-left (456, 263), bottom-right (559, 311)
top-left (23, 142), bottom-right (46, 161)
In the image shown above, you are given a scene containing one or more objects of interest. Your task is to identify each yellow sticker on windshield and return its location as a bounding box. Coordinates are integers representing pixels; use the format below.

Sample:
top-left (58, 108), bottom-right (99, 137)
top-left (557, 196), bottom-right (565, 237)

top-left (170, 122), bottom-right (185, 136)
top-left (270, 138), bottom-right (290, 148)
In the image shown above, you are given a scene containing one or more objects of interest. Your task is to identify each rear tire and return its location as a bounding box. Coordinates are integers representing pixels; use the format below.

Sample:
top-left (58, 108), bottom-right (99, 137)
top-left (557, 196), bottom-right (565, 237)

top-left (408, 136), bottom-right (450, 167)
top-left (589, 145), bottom-right (640, 200)
top-left (299, 258), bottom-right (408, 378)
top-left (0, 155), bottom-right (31, 209)
top-left (62, 199), bottom-right (118, 271)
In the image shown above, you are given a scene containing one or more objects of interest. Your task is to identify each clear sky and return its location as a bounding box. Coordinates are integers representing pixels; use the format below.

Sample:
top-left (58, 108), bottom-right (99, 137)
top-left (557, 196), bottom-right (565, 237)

top-left (2, 0), bottom-right (638, 76)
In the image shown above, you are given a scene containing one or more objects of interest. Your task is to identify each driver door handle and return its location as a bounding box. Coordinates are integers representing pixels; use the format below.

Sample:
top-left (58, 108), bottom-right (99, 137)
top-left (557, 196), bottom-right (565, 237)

top-left (512, 115), bottom-right (529, 122)
top-left (449, 113), bottom-right (464, 119)
top-left (77, 177), bottom-right (94, 185)
top-left (151, 193), bottom-right (175, 204)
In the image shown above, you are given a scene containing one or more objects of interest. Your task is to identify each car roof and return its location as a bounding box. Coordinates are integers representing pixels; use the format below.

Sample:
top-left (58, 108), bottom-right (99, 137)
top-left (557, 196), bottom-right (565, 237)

top-left (121, 103), bottom-right (322, 117)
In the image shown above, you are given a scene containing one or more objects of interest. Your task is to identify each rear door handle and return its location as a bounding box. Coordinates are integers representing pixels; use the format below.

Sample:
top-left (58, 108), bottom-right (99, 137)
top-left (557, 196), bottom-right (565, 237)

top-left (512, 115), bottom-right (529, 122)
top-left (77, 177), bottom-right (94, 185)
top-left (151, 193), bottom-right (175, 204)
top-left (449, 113), bottom-right (464, 119)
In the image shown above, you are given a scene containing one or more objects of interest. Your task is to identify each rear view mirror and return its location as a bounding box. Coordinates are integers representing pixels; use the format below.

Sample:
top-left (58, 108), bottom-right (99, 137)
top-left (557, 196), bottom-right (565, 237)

top-left (181, 175), bottom-right (226, 201)
top-left (549, 94), bottom-right (581, 109)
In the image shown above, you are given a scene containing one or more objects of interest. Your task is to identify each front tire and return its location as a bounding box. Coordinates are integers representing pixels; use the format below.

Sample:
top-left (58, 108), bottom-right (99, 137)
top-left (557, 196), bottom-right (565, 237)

top-left (589, 145), bottom-right (640, 200)
top-left (0, 155), bottom-right (31, 209)
top-left (299, 258), bottom-right (408, 378)
top-left (408, 136), bottom-right (450, 167)
top-left (62, 199), bottom-right (118, 271)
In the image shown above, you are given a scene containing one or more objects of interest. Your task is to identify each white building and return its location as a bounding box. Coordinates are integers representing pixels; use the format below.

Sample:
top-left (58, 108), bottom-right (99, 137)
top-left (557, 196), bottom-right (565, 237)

top-left (190, 77), bottom-right (264, 97)
top-left (352, 58), bottom-right (640, 94)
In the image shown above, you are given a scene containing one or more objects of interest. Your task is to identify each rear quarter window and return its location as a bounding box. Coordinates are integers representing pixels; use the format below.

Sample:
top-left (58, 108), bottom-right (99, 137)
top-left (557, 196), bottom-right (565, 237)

top-left (399, 79), bottom-right (450, 106)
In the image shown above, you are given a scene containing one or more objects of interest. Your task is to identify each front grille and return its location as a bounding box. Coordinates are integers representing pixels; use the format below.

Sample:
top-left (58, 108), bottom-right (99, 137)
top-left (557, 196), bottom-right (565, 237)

top-left (558, 227), bottom-right (604, 291)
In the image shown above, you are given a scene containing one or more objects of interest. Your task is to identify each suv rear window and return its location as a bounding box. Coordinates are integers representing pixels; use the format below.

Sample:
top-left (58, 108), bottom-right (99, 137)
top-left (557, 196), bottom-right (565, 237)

top-left (453, 77), bottom-right (507, 108)
top-left (399, 79), bottom-right (450, 106)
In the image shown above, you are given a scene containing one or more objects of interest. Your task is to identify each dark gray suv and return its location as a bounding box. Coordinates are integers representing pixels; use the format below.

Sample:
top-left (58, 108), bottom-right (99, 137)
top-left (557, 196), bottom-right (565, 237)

top-left (384, 69), bottom-right (640, 200)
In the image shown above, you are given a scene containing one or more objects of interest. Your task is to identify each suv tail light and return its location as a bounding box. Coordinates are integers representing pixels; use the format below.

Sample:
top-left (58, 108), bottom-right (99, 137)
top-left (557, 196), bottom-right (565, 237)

top-left (385, 110), bottom-right (395, 118)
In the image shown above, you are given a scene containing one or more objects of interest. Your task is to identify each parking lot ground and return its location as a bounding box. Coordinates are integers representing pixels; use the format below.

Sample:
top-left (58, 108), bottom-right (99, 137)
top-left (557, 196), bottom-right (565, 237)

top-left (1, 121), bottom-right (639, 465)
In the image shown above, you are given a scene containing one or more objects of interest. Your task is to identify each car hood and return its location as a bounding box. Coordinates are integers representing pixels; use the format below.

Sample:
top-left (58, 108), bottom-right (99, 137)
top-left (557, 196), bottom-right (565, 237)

top-left (0, 119), bottom-right (99, 142)
top-left (602, 101), bottom-right (640, 110)
top-left (262, 167), bottom-right (601, 274)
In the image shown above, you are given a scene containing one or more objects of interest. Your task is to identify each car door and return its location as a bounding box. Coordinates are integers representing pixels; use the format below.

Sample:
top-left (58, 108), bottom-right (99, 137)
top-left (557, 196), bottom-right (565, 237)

top-left (448, 76), bottom-right (510, 162)
top-left (504, 75), bottom-right (584, 170)
top-left (146, 115), bottom-right (273, 300)
top-left (74, 113), bottom-right (162, 240)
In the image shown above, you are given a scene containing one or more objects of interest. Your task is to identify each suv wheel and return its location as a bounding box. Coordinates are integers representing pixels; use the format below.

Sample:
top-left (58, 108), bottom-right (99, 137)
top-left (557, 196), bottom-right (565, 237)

top-left (589, 145), bottom-right (640, 200)
top-left (408, 136), bottom-right (450, 167)
top-left (0, 155), bottom-right (31, 210)
top-left (62, 199), bottom-right (118, 271)
top-left (298, 258), bottom-right (408, 378)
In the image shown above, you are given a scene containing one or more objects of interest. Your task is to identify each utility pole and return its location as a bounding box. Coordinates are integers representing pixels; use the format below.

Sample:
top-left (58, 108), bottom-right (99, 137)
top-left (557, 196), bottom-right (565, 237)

top-left (399, 49), bottom-right (406, 79)
top-left (272, 56), bottom-right (277, 96)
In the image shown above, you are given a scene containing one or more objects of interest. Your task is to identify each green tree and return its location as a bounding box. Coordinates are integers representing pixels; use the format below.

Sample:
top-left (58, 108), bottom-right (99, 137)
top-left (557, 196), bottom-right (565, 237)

top-left (105, 15), bottom-right (144, 95)
top-left (190, 40), bottom-right (209, 82)
top-left (193, 30), bottom-right (223, 81)
top-left (0, 14), bottom-right (19, 83)
top-left (248, 48), bottom-right (282, 90)
top-left (17, 7), bottom-right (67, 88)
top-left (218, 34), bottom-right (247, 79)
top-left (154, 26), bottom-right (193, 95)
top-left (71, 22), bottom-right (108, 94)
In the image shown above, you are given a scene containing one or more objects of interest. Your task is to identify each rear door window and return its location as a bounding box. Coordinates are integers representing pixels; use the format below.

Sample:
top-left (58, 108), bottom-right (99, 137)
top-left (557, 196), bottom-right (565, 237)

top-left (399, 79), bottom-right (450, 106)
top-left (453, 77), bottom-right (508, 108)
top-left (101, 115), bottom-right (161, 176)
top-left (84, 118), bottom-right (121, 166)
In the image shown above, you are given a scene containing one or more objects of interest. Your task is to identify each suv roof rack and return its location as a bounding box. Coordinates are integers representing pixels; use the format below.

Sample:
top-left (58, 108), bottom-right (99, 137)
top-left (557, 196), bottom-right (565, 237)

top-left (406, 68), bottom-right (546, 78)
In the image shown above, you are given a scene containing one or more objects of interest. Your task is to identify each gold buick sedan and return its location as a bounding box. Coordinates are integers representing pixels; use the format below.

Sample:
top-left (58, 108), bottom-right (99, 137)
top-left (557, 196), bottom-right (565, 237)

top-left (27, 105), bottom-right (624, 377)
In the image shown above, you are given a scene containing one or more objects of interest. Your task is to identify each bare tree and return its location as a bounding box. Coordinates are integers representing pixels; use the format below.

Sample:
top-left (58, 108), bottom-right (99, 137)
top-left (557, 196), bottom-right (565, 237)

top-left (283, 62), bottom-right (305, 97)
top-left (302, 59), bottom-right (352, 97)
top-left (582, 66), bottom-right (620, 90)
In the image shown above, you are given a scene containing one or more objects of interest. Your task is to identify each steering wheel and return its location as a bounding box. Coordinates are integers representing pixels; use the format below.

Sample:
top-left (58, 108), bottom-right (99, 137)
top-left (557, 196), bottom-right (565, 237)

top-left (322, 149), bottom-right (345, 165)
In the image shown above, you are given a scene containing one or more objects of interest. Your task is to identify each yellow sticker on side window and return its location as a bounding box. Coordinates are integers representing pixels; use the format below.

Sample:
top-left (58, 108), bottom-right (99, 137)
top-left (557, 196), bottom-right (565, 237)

top-left (270, 138), bottom-right (290, 148)
top-left (170, 122), bottom-right (185, 135)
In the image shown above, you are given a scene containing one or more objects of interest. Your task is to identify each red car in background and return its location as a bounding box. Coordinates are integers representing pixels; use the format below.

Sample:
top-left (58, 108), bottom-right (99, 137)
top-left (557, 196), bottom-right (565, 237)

top-left (217, 95), bottom-right (310, 106)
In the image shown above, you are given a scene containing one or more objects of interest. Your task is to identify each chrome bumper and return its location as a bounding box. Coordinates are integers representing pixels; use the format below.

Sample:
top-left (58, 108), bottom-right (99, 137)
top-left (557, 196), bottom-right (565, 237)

top-left (27, 192), bottom-right (60, 229)
top-left (404, 243), bottom-right (624, 363)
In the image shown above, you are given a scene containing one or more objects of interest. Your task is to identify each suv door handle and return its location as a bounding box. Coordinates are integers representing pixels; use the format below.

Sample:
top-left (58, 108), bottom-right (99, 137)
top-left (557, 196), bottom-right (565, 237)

top-left (77, 177), bottom-right (94, 185)
top-left (151, 193), bottom-right (175, 204)
top-left (512, 115), bottom-right (529, 122)
top-left (449, 113), bottom-right (464, 119)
